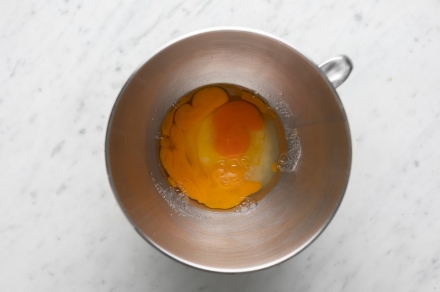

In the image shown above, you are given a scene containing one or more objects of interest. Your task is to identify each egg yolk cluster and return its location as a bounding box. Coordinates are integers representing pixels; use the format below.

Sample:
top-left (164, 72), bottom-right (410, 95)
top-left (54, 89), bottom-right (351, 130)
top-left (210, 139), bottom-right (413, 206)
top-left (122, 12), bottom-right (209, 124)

top-left (159, 86), bottom-right (268, 209)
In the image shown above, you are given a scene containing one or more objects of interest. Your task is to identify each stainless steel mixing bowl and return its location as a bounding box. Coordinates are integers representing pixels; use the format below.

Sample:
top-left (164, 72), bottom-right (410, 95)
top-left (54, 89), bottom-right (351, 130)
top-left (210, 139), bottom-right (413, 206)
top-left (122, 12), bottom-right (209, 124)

top-left (105, 28), bottom-right (352, 272)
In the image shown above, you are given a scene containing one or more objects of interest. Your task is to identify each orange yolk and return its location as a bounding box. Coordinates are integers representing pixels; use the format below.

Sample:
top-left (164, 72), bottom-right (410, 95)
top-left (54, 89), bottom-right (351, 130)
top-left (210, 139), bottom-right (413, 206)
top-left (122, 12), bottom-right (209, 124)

top-left (159, 87), bottom-right (266, 209)
top-left (213, 101), bottom-right (263, 157)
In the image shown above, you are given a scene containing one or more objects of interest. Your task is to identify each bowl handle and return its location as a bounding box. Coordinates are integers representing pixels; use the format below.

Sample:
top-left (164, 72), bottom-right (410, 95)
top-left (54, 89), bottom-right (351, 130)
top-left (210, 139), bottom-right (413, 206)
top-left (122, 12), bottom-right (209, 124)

top-left (318, 55), bottom-right (353, 89)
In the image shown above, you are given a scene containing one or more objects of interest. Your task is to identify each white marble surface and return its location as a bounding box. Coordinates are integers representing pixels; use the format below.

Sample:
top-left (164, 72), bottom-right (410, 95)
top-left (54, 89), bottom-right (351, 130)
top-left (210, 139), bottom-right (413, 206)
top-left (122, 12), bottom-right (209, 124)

top-left (1, 0), bottom-right (440, 291)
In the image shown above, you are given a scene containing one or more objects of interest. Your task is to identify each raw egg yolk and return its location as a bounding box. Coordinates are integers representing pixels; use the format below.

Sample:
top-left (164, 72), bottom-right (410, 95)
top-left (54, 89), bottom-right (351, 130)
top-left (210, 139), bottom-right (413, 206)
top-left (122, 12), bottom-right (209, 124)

top-left (174, 87), bottom-right (228, 130)
top-left (213, 101), bottom-right (263, 157)
top-left (159, 87), bottom-right (266, 209)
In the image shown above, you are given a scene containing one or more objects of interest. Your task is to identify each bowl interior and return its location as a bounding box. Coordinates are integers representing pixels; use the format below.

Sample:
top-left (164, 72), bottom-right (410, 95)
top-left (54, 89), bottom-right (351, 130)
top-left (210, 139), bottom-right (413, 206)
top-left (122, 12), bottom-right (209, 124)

top-left (106, 29), bottom-right (351, 272)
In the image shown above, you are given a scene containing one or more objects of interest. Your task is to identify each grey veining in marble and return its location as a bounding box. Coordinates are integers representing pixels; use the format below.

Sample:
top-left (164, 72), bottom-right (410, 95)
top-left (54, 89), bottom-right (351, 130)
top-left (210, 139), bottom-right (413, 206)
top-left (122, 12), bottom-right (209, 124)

top-left (1, 0), bottom-right (439, 291)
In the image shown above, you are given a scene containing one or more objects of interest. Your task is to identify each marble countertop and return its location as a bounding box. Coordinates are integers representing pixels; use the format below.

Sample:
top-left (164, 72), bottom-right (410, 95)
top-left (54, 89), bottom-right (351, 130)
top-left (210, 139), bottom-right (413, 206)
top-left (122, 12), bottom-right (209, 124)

top-left (1, 0), bottom-right (439, 291)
